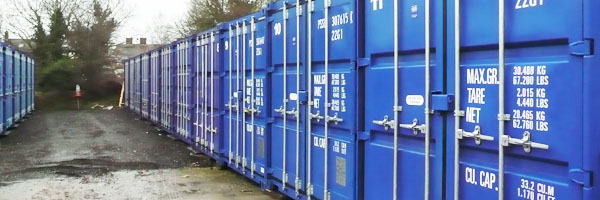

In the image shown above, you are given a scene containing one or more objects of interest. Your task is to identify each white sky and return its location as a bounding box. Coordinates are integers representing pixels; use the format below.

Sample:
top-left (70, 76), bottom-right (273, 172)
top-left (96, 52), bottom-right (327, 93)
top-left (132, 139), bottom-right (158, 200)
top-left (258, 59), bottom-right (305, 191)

top-left (0, 0), bottom-right (190, 44)
top-left (118, 0), bottom-right (190, 44)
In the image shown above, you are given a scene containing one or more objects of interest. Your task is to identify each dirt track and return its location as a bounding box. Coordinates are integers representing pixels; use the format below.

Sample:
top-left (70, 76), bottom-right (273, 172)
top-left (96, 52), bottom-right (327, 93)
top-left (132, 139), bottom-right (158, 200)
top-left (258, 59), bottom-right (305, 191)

top-left (0, 109), bottom-right (281, 200)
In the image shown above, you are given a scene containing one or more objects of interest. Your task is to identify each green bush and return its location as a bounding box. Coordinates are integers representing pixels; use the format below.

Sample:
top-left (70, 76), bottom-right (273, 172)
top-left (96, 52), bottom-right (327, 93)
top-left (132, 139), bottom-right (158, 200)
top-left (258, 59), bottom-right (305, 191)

top-left (37, 58), bottom-right (81, 93)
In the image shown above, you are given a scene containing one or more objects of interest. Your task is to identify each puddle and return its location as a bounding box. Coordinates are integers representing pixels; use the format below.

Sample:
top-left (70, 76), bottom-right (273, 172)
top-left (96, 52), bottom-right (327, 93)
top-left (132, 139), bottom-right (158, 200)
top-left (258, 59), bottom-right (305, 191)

top-left (0, 168), bottom-right (280, 200)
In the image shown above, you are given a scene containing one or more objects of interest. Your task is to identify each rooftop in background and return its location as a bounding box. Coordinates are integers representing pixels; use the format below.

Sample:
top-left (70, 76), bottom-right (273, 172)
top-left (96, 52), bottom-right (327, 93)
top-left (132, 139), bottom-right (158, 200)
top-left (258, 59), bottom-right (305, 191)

top-left (109, 38), bottom-right (163, 78)
top-left (3, 39), bottom-right (34, 55)
top-left (111, 38), bottom-right (163, 62)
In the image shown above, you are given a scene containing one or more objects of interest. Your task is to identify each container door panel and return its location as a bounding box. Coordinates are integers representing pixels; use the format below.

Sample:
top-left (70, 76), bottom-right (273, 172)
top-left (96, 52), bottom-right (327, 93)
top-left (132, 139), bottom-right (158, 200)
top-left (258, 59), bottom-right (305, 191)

top-left (223, 26), bottom-right (243, 170)
top-left (308, 0), bottom-right (357, 199)
top-left (5, 50), bottom-right (12, 127)
top-left (269, 2), bottom-right (308, 195)
top-left (363, 0), bottom-right (445, 200)
top-left (447, 0), bottom-right (583, 199)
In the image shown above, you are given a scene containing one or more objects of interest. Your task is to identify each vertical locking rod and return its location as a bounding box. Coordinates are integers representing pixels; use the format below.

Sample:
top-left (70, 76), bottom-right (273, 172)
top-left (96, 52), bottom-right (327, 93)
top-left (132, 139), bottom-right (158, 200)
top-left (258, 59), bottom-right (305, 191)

top-left (295, 2), bottom-right (302, 195)
top-left (306, 1), bottom-right (313, 198)
top-left (228, 26), bottom-right (233, 164)
top-left (251, 18), bottom-right (256, 177)
top-left (242, 21), bottom-right (247, 172)
top-left (323, 0), bottom-right (330, 198)
top-left (453, 0), bottom-right (461, 199)
top-left (498, 0), bottom-right (506, 198)
top-left (194, 37), bottom-right (202, 145)
top-left (204, 37), bottom-right (209, 148)
top-left (211, 32), bottom-right (215, 153)
top-left (236, 22), bottom-right (241, 168)
top-left (424, 0), bottom-right (431, 199)
top-left (393, 0), bottom-right (399, 198)
top-left (282, 3), bottom-right (289, 190)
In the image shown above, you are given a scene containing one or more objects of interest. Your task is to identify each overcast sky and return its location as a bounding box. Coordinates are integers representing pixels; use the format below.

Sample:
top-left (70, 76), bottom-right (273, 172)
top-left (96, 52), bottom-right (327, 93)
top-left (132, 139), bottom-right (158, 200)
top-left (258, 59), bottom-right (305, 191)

top-left (118, 0), bottom-right (189, 44)
top-left (0, 0), bottom-right (190, 44)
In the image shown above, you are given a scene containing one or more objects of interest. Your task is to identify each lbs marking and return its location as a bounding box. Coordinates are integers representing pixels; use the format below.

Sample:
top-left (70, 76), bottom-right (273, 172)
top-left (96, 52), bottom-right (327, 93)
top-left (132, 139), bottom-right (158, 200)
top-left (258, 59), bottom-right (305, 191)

top-left (516, 0), bottom-right (544, 9)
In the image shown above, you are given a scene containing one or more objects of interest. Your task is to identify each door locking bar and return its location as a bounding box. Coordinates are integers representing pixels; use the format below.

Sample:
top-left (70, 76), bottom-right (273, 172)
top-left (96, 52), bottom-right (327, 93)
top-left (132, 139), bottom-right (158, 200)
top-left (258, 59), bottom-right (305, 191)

top-left (457, 125), bottom-right (494, 145)
top-left (286, 107), bottom-right (299, 119)
top-left (372, 115), bottom-right (395, 131)
top-left (501, 131), bottom-right (549, 153)
top-left (325, 113), bottom-right (343, 125)
top-left (310, 111), bottom-right (324, 122)
top-left (274, 106), bottom-right (285, 116)
top-left (245, 107), bottom-right (261, 115)
top-left (398, 118), bottom-right (426, 135)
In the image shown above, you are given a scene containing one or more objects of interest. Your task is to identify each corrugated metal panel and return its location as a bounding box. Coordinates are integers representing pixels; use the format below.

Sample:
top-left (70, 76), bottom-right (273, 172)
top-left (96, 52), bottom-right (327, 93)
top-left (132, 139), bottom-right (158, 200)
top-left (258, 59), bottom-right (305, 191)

top-left (267, 0), bottom-right (308, 197)
top-left (160, 44), bottom-right (175, 133)
top-left (0, 45), bottom-right (5, 132)
top-left (4, 48), bottom-right (14, 129)
top-left (307, 0), bottom-right (358, 198)
top-left (119, 0), bottom-right (600, 199)
top-left (446, 0), bottom-right (595, 199)
top-left (141, 53), bottom-right (151, 118)
top-left (175, 38), bottom-right (194, 143)
top-left (150, 49), bottom-right (161, 124)
top-left (192, 30), bottom-right (223, 160)
top-left (361, 0), bottom-right (445, 199)
top-left (13, 51), bottom-right (21, 121)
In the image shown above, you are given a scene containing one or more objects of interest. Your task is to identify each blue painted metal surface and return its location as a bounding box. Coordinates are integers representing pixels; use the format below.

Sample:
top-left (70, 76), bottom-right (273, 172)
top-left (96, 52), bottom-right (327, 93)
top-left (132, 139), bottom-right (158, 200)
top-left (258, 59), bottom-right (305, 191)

top-left (361, 0), bottom-right (444, 199)
top-left (4, 47), bottom-right (13, 129)
top-left (0, 44), bottom-right (5, 133)
top-left (445, 0), bottom-right (599, 199)
top-left (175, 37), bottom-right (194, 143)
top-left (13, 51), bottom-right (21, 122)
top-left (192, 30), bottom-right (224, 161)
top-left (220, 11), bottom-right (271, 188)
top-left (19, 54), bottom-right (26, 117)
top-left (307, 0), bottom-right (359, 198)
top-left (150, 49), bottom-right (161, 124)
top-left (141, 53), bottom-right (151, 119)
top-left (0, 43), bottom-right (34, 135)
top-left (266, 0), bottom-right (308, 197)
top-left (120, 0), bottom-right (600, 199)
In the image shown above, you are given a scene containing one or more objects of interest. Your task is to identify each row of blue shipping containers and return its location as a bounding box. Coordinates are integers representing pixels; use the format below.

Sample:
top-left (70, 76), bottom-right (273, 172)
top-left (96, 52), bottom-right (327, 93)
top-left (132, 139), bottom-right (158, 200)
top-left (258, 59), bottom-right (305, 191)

top-left (124, 0), bottom-right (600, 199)
top-left (0, 43), bottom-right (35, 136)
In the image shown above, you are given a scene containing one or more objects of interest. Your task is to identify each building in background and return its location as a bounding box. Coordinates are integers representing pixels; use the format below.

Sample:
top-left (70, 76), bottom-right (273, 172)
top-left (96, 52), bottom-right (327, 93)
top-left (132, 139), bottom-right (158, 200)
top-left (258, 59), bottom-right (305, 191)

top-left (109, 38), bottom-right (163, 78)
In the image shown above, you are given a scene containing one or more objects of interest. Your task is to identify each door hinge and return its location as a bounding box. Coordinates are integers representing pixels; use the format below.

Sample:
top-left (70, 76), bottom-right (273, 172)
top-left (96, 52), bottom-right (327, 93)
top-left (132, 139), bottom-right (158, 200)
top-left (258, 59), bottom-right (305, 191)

top-left (569, 169), bottom-right (592, 187)
top-left (570, 39), bottom-right (593, 56)
top-left (358, 131), bottom-right (370, 141)
top-left (358, 58), bottom-right (370, 68)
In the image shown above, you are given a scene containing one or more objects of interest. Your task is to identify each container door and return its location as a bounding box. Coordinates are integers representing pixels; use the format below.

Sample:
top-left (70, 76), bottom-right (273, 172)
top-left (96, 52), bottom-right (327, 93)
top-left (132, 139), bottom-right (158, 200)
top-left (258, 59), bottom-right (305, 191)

top-left (270, 1), bottom-right (308, 196)
top-left (150, 52), bottom-right (158, 123)
top-left (207, 32), bottom-right (223, 158)
top-left (0, 47), bottom-right (4, 132)
top-left (14, 53), bottom-right (20, 121)
top-left (193, 35), bottom-right (202, 151)
top-left (362, 0), bottom-right (444, 199)
top-left (308, 0), bottom-right (357, 199)
top-left (244, 20), bottom-right (269, 183)
top-left (161, 47), bottom-right (173, 132)
top-left (223, 24), bottom-right (243, 170)
top-left (5, 50), bottom-right (12, 127)
top-left (20, 56), bottom-right (25, 116)
top-left (142, 55), bottom-right (149, 118)
top-left (176, 41), bottom-right (193, 143)
top-left (209, 32), bottom-right (224, 159)
top-left (447, 0), bottom-right (583, 199)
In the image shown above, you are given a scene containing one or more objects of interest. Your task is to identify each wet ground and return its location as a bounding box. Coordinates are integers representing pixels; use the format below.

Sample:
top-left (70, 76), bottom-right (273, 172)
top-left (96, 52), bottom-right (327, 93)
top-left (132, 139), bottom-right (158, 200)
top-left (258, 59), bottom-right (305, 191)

top-left (0, 109), bottom-right (283, 200)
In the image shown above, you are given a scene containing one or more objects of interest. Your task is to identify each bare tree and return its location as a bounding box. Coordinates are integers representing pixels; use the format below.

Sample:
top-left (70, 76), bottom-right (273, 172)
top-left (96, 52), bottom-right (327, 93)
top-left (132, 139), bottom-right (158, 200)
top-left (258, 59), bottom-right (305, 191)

top-left (179, 0), bottom-right (266, 35)
top-left (149, 14), bottom-right (177, 44)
